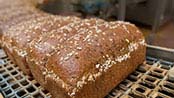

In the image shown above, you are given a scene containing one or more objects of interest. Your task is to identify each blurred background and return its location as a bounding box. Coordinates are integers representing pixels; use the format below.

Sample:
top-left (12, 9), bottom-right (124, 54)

top-left (38, 0), bottom-right (174, 49)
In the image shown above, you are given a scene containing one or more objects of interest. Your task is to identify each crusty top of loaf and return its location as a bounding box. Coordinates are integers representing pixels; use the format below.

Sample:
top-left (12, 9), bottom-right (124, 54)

top-left (0, 2), bottom-right (37, 21)
top-left (0, 3), bottom-right (41, 35)
top-left (43, 21), bottom-right (145, 96)
top-left (1, 14), bottom-right (48, 47)
top-left (2, 12), bottom-right (43, 32)
top-left (11, 16), bottom-right (81, 58)
top-left (28, 18), bottom-right (105, 66)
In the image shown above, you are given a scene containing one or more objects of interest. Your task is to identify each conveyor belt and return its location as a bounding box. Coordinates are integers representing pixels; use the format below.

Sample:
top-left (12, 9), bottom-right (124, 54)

top-left (0, 49), bottom-right (51, 98)
top-left (106, 57), bottom-right (174, 98)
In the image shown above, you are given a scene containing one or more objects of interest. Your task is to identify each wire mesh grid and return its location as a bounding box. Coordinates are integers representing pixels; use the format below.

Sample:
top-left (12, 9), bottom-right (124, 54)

top-left (106, 57), bottom-right (174, 98)
top-left (0, 49), bottom-right (174, 98)
top-left (0, 49), bottom-right (51, 98)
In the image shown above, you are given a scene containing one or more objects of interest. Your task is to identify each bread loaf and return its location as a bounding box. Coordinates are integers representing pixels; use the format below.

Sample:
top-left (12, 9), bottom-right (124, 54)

top-left (43, 21), bottom-right (146, 98)
top-left (0, 0), bottom-right (146, 98)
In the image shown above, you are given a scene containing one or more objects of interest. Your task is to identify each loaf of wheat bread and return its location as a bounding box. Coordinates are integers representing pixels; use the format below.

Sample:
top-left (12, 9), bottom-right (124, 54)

top-left (27, 20), bottom-right (146, 98)
top-left (47, 22), bottom-right (146, 98)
